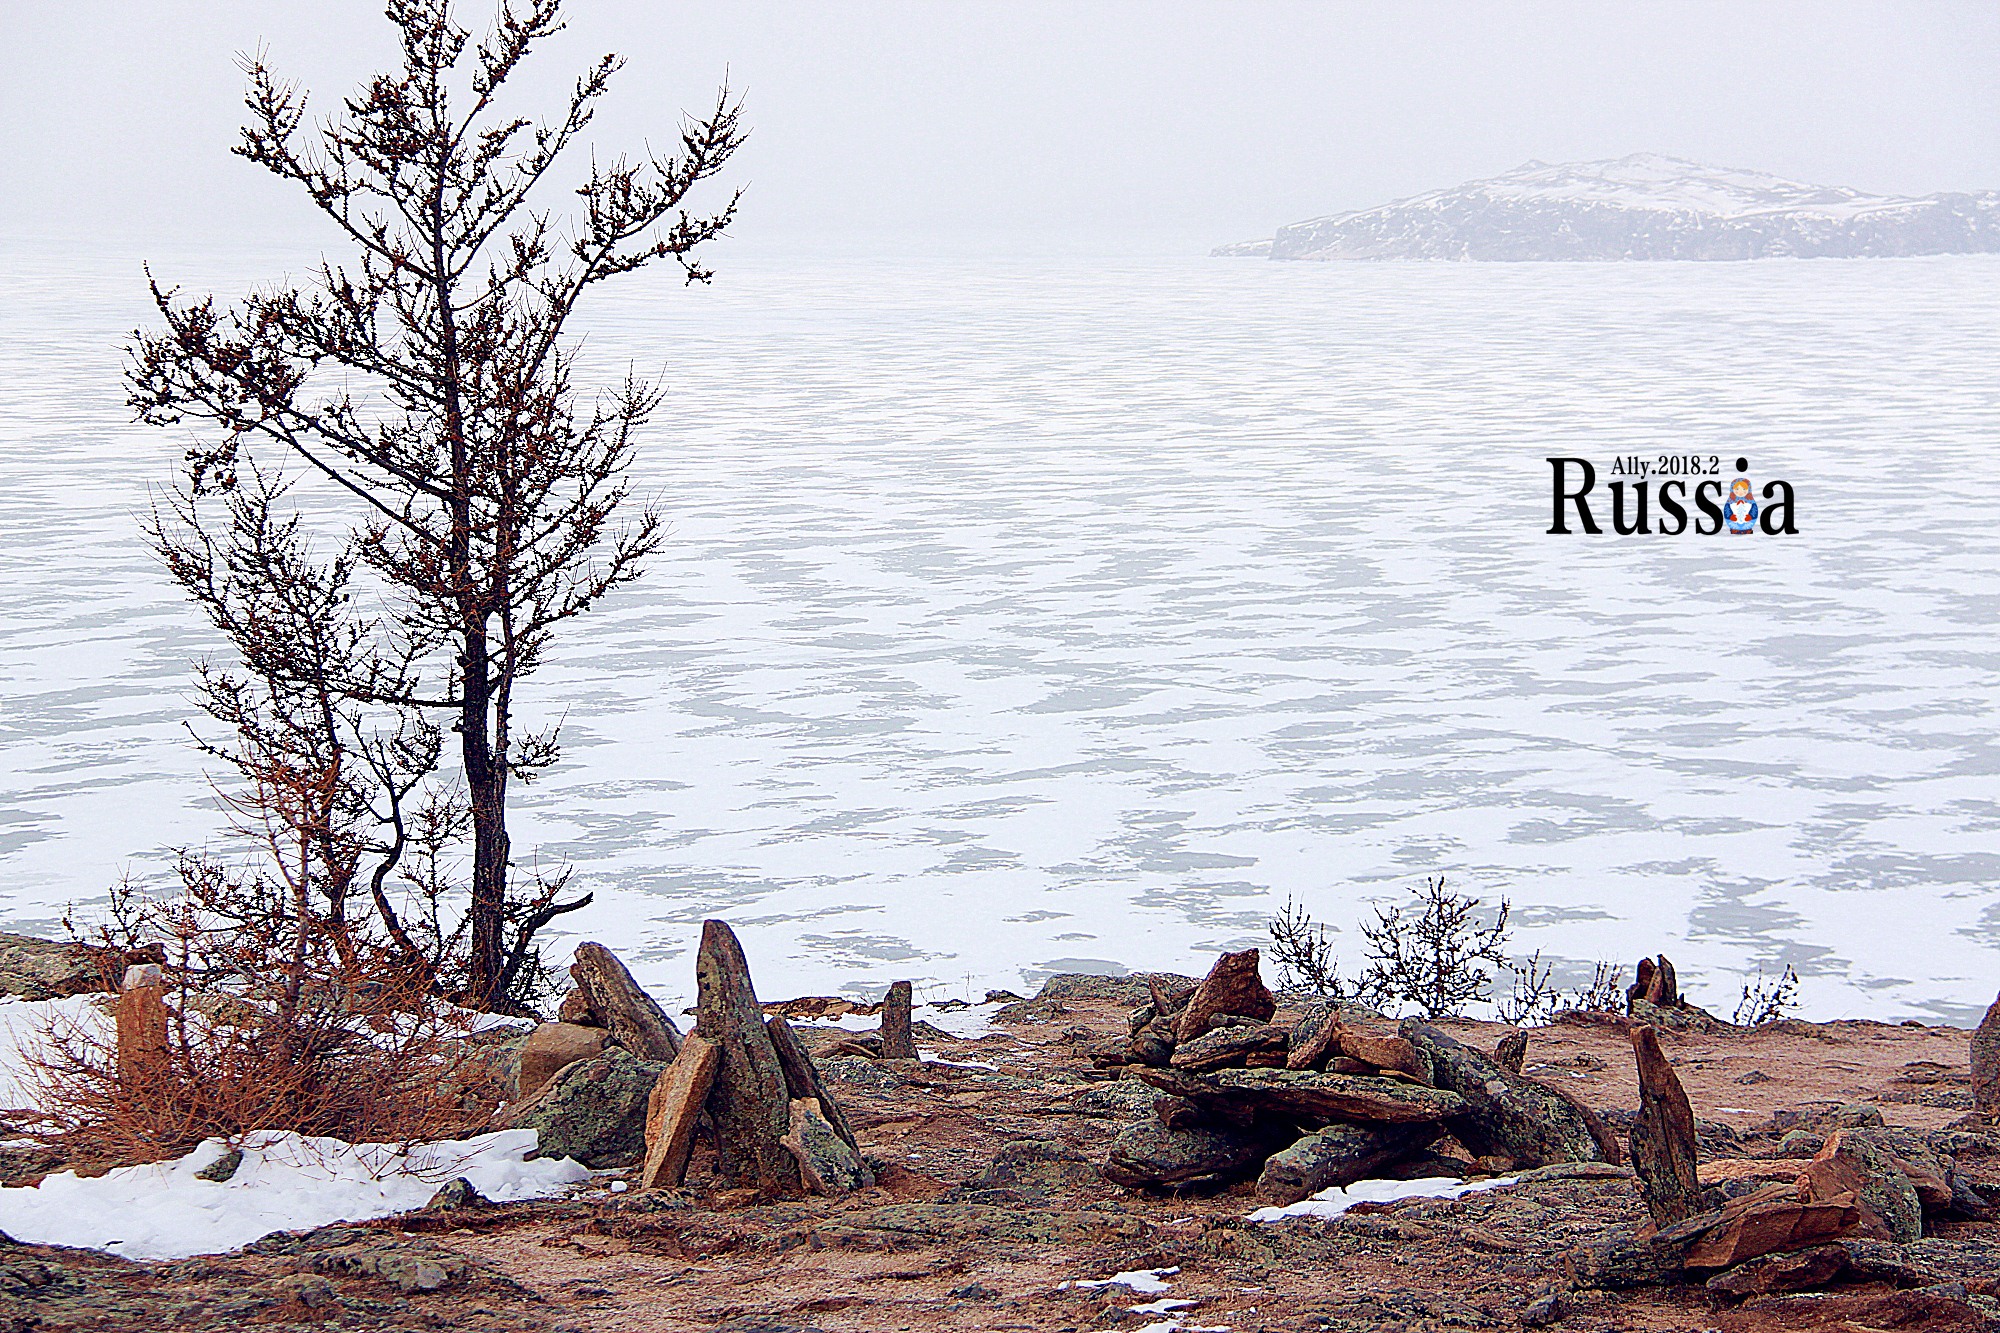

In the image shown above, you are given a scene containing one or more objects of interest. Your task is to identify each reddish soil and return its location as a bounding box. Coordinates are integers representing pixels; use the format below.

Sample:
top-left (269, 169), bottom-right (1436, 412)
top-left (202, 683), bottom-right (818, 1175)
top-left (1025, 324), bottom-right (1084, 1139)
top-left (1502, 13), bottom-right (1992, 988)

top-left (5, 997), bottom-right (1994, 1332)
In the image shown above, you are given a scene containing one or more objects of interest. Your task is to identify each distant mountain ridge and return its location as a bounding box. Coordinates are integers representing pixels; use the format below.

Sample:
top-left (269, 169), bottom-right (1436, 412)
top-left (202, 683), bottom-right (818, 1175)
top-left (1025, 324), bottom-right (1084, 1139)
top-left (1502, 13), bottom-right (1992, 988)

top-left (1217, 154), bottom-right (2000, 261)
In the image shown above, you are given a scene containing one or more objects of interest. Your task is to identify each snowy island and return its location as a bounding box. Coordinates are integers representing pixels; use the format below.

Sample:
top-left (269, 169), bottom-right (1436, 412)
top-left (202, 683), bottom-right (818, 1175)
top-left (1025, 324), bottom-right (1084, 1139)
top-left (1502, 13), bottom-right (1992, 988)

top-left (1216, 153), bottom-right (2000, 261)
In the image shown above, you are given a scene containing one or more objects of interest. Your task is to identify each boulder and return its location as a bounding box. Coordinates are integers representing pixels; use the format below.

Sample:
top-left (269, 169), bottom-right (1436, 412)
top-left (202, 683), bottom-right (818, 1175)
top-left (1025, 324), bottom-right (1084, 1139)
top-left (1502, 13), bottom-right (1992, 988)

top-left (1494, 1030), bottom-right (1528, 1075)
top-left (1255, 1121), bottom-right (1441, 1205)
top-left (556, 989), bottom-right (598, 1026)
top-left (1175, 950), bottom-right (1276, 1042)
top-left (1100, 1118), bottom-right (1274, 1190)
top-left (1169, 1023), bottom-right (1288, 1072)
top-left (1134, 1065), bottom-right (1466, 1125)
top-left (1286, 1002), bottom-right (1342, 1071)
top-left (1402, 1020), bottom-right (1608, 1167)
top-left (781, 1098), bottom-right (871, 1195)
top-left (0, 933), bottom-right (112, 1001)
top-left (1703, 1243), bottom-right (1852, 1299)
top-left (1678, 1191), bottom-right (1863, 1268)
top-left (1340, 1027), bottom-right (1429, 1083)
top-left (1802, 1130), bottom-right (1924, 1243)
top-left (1974, 989), bottom-right (2000, 1119)
top-left (879, 981), bottom-right (917, 1060)
top-left (570, 942), bottom-right (682, 1060)
top-left (498, 1046), bottom-right (663, 1167)
top-left (517, 1022), bottom-right (609, 1100)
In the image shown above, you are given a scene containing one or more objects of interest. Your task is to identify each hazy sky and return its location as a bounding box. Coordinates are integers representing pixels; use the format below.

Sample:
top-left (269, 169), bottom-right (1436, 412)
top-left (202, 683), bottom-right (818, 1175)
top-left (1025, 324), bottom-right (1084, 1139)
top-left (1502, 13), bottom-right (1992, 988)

top-left (5, 1), bottom-right (1998, 255)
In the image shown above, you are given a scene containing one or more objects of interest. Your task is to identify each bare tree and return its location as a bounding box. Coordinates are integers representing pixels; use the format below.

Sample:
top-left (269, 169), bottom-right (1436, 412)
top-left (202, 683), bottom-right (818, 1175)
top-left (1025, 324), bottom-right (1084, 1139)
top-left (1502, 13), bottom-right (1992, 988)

top-left (127, 0), bottom-right (744, 1009)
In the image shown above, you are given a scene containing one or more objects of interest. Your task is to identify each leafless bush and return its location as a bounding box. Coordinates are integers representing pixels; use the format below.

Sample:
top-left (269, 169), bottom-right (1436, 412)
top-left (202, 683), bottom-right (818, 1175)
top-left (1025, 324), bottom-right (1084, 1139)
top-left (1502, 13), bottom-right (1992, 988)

top-left (1358, 876), bottom-right (1511, 1019)
top-left (1733, 964), bottom-right (1801, 1026)
top-left (1495, 954), bottom-right (1628, 1025)
top-left (1268, 897), bottom-right (1346, 998)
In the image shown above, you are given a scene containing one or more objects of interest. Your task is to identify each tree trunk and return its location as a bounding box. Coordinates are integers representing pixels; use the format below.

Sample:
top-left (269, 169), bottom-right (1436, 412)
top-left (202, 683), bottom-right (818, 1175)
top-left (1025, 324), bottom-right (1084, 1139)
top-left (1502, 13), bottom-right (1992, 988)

top-left (1629, 1024), bottom-right (1701, 1228)
top-left (693, 920), bottom-right (802, 1196)
top-left (879, 980), bottom-right (917, 1060)
top-left (766, 1015), bottom-right (858, 1154)
top-left (641, 1034), bottom-right (718, 1189)
top-left (571, 943), bottom-right (682, 1060)
top-left (462, 638), bottom-right (508, 1010)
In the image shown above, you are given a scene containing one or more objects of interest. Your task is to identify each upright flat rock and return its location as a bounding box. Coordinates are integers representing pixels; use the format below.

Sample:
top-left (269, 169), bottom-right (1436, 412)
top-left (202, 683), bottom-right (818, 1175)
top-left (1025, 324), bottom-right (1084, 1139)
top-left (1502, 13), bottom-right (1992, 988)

top-left (694, 920), bottom-right (804, 1196)
top-left (1629, 1025), bottom-right (1701, 1228)
top-left (1973, 990), bottom-right (2000, 1119)
top-left (880, 980), bottom-right (917, 1060)
top-left (571, 942), bottom-right (683, 1061)
top-left (1175, 949), bottom-right (1276, 1042)
top-left (1402, 1020), bottom-right (1608, 1166)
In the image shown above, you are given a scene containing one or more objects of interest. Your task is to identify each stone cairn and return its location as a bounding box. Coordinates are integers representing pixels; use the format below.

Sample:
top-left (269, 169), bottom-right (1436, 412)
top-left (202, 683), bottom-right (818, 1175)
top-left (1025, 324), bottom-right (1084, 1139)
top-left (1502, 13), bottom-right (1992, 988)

top-left (504, 921), bottom-right (871, 1198)
top-left (1092, 948), bottom-right (1617, 1201)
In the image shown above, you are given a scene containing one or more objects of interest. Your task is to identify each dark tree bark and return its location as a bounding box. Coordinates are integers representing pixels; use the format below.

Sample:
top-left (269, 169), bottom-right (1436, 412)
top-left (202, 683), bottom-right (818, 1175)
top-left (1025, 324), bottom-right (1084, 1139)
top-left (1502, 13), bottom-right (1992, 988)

top-left (879, 980), bottom-right (917, 1060)
top-left (127, 0), bottom-right (744, 1010)
top-left (692, 920), bottom-right (801, 1195)
top-left (570, 942), bottom-right (681, 1060)
top-left (1629, 1024), bottom-right (1702, 1228)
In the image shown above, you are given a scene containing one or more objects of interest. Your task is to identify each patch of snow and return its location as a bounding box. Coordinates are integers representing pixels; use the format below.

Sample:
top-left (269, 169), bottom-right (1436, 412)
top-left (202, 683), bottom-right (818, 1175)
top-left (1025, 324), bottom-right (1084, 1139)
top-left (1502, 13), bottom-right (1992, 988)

top-left (1065, 1264), bottom-right (1180, 1294)
top-left (917, 1049), bottom-right (999, 1070)
top-left (0, 1129), bottom-right (589, 1260)
top-left (1247, 1175), bottom-right (1518, 1223)
top-left (0, 996), bottom-right (106, 1110)
top-left (1130, 1296), bottom-right (1198, 1313)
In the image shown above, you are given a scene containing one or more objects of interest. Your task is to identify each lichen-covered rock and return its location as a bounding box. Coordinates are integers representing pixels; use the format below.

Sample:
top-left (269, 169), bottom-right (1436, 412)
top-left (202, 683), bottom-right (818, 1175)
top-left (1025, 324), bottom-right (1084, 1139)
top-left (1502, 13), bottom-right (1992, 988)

top-left (1168, 1023), bottom-right (1288, 1072)
top-left (1402, 1020), bottom-right (1608, 1167)
top-left (0, 933), bottom-right (108, 1001)
top-left (497, 1045), bottom-right (663, 1167)
top-left (1804, 1129), bottom-right (1924, 1243)
top-left (1134, 1064), bottom-right (1466, 1125)
top-left (976, 1140), bottom-right (1098, 1192)
top-left (1255, 1121), bottom-right (1440, 1204)
top-left (782, 1097), bottom-right (870, 1194)
top-left (1100, 1118), bottom-right (1273, 1190)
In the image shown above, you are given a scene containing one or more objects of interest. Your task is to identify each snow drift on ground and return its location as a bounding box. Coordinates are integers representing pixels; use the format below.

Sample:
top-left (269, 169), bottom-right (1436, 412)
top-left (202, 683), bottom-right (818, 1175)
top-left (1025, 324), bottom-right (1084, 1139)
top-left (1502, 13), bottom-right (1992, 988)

top-left (1246, 1174), bottom-right (1516, 1223)
top-left (0, 1129), bottom-right (588, 1260)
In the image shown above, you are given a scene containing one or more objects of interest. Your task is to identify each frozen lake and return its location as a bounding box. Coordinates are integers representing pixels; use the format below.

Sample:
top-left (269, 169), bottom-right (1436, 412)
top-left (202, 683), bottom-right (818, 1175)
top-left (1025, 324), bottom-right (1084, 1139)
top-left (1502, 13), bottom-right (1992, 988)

top-left (3, 244), bottom-right (1997, 1022)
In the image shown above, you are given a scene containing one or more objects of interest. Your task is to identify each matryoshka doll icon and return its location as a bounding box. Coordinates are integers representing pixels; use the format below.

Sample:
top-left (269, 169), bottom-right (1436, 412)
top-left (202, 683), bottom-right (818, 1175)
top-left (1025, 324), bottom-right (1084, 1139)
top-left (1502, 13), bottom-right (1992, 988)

top-left (1724, 474), bottom-right (1760, 534)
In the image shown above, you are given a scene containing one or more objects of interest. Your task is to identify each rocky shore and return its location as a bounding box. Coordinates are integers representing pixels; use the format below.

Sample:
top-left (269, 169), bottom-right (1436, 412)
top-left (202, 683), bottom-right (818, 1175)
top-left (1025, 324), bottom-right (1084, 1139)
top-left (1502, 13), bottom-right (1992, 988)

top-left (5, 943), bottom-right (2000, 1332)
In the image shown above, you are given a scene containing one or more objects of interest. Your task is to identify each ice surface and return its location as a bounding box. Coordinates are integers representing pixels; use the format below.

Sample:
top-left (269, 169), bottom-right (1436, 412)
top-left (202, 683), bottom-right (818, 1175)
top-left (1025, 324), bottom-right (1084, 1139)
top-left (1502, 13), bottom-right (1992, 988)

top-left (0, 1129), bottom-right (589, 1259)
top-left (2, 244), bottom-right (1998, 1023)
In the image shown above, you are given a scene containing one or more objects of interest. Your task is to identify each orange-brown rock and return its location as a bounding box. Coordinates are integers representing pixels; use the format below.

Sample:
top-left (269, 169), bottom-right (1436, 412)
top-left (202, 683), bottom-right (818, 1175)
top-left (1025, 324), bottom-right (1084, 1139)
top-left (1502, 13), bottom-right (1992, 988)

top-left (1341, 1027), bottom-right (1428, 1082)
top-left (639, 1034), bottom-right (719, 1189)
top-left (1679, 1191), bottom-right (1861, 1268)
top-left (1175, 949), bottom-right (1276, 1042)
top-left (518, 1021), bottom-right (609, 1099)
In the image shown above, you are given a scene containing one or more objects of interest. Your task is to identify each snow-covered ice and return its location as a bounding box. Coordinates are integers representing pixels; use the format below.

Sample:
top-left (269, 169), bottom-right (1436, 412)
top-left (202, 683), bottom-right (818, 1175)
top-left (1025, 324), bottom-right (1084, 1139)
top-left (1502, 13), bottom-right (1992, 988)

top-left (1247, 1175), bottom-right (1518, 1223)
top-left (0, 1129), bottom-right (589, 1260)
top-left (4, 245), bottom-right (2000, 1023)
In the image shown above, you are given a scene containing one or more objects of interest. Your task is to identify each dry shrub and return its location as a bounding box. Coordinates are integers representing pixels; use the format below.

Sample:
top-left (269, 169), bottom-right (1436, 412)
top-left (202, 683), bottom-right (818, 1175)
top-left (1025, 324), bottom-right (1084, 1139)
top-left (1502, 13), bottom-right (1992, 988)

top-left (35, 867), bottom-right (510, 1172)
